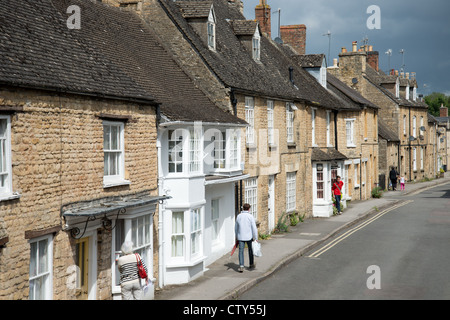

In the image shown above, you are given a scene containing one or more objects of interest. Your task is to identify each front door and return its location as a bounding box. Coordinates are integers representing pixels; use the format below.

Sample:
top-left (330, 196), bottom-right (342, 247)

top-left (75, 237), bottom-right (89, 300)
top-left (268, 175), bottom-right (275, 232)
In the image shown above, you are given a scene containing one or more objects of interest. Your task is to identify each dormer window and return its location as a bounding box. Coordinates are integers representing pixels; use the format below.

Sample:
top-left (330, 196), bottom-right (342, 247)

top-left (252, 28), bottom-right (260, 61)
top-left (207, 6), bottom-right (216, 50)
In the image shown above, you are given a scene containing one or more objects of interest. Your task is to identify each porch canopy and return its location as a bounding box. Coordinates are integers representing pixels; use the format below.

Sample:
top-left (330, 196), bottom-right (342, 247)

top-left (62, 192), bottom-right (169, 239)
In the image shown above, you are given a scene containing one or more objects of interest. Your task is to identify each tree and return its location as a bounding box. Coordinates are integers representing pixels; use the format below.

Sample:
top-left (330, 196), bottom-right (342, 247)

top-left (425, 92), bottom-right (450, 116)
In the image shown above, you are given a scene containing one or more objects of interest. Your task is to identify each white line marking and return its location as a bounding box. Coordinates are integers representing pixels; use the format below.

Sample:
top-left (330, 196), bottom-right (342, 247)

top-left (307, 200), bottom-right (413, 258)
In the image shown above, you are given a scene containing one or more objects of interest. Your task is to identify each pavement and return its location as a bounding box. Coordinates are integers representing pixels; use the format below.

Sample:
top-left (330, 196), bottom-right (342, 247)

top-left (155, 173), bottom-right (450, 300)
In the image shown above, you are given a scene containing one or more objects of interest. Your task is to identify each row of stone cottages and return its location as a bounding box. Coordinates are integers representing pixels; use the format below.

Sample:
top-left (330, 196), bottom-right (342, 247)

top-left (0, 0), bottom-right (434, 300)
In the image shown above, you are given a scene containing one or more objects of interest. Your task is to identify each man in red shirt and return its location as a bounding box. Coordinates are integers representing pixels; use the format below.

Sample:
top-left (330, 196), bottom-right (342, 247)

top-left (332, 176), bottom-right (344, 214)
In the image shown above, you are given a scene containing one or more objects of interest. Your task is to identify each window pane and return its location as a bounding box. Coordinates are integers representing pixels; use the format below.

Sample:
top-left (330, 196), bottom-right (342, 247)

top-left (39, 239), bottom-right (48, 274)
top-left (30, 242), bottom-right (37, 277)
top-left (103, 125), bottom-right (110, 150)
top-left (132, 219), bottom-right (137, 248)
top-left (145, 215), bottom-right (151, 244)
top-left (111, 125), bottom-right (119, 150)
top-left (138, 217), bottom-right (144, 247)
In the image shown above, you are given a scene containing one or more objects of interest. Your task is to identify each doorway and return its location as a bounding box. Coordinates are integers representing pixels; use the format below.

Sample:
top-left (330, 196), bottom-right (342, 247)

top-left (75, 237), bottom-right (89, 300)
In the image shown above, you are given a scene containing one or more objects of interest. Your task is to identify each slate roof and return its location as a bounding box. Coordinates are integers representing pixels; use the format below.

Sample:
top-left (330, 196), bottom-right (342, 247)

top-left (327, 72), bottom-right (378, 110)
top-left (1, 0), bottom-right (245, 125)
top-left (364, 65), bottom-right (428, 109)
top-left (0, 0), bottom-right (156, 104)
top-left (177, 1), bottom-right (213, 18)
top-left (311, 148), bottom-right (348, 161)
top-left (160, 0), bottom-right (346, 110)
top-left (293, 54), bottom-right (325, 68)
top-left (229, 20), bottom-right (258, 36)
top-left (378, 119), bottom-right (400, 142)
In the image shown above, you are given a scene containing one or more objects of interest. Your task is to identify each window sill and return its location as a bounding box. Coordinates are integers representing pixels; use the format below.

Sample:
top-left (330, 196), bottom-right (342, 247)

top-left (347, 144), bottom-right (357, 148)
top-left (166, 255), bottom-right (206, 268)
top-left (287, 142), bottom-right (296, 148)
top-left (0, 192), bottom-right (21, 202)
top-left (103, 180), bottom-right (131, 189)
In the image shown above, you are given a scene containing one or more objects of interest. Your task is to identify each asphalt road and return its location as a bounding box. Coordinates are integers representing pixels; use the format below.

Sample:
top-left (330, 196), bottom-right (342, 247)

top-left (239, 183), bottom-right (450, 300)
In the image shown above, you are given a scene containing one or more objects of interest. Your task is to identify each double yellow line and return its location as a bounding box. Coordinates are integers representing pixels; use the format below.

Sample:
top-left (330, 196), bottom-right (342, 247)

top-left (307, 200), bottom-right (414, 258)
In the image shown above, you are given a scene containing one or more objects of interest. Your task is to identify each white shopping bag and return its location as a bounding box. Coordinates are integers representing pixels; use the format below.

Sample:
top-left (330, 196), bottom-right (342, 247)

top-left (252, 240), bottom-right (262, 257)
top-left (142, 279), bottom-right (154, 300)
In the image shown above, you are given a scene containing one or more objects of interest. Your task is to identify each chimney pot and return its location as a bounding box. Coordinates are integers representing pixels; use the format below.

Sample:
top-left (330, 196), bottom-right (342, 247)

top-left (352, 41), bottom-right (357, 52)
top-left (406, 72), bottom-right (409, 79)
top-left (341, 47), bottom-right (347, 53)
top-left (333, 58), bottom-right (338, 67)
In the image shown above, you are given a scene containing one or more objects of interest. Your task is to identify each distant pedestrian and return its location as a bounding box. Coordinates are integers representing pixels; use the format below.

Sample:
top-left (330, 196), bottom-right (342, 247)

top-left (117, 241), bottom-right (148, 300)
top-left (389, 167), bottom-right (398, 191)
top-left (235, 203), bottom-right (258, 273)
top-left (332, 176), bottom-right (344, 214)
top-left (399, 175), bottom-right (405, 190)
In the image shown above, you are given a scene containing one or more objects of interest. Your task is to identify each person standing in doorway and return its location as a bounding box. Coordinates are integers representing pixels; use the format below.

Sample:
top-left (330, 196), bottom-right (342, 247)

top-left (235, 203), bottom-right (258, 273)
top-left (332, 176), bottom-right (344, 214)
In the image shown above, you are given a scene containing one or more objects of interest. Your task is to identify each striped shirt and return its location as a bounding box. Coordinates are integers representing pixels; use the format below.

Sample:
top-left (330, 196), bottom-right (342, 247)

top-left (117, 253), bottom-right (148, 284)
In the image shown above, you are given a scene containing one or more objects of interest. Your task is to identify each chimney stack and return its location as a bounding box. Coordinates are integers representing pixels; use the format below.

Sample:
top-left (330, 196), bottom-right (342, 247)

top-left (440, 104), bottom-right (449, 117)
top-left (228, 0), bottom-right (244, 15)
top-left (280, 24), bottom-right (307, 55)
top-left (366, 48), bottom-right (379, 72)
top-left (255, 0), bottom-right (271, 37)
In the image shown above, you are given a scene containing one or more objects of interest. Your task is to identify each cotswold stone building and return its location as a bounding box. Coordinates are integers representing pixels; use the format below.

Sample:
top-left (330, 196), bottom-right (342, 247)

top-left (328, 43), bottom-right (433, 184)
top-left (0, 0), bottom-right (161, 300)
top-left (127, 0), bottom-right (363, 227)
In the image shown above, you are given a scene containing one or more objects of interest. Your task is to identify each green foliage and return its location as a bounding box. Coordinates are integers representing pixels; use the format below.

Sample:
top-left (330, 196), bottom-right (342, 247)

top-left (371, 186), bottom-right (384, 198)
top-left (258, 232), bottom-right (271, 240)
top-left (273, 212), bottom-right (290, 233)
top-left (425, 92), bottom-right (450, 116)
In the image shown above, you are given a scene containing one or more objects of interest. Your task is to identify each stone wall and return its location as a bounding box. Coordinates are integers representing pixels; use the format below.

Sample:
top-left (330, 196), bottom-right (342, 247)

top-left (0, 87), bottom-right (158, 299)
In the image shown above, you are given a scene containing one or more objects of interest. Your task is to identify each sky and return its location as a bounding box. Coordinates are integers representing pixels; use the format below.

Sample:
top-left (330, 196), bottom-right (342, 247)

top-left (243, 0), bottom-right (450, 96)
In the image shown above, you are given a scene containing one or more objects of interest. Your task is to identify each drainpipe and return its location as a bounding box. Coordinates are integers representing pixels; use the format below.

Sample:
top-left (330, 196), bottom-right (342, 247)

top-left (157, 129), bottom-right (165, 289)
top-left (333, 110), bottom-right (338, 150)
top-left (230, 88), bottom-right (238, 117)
